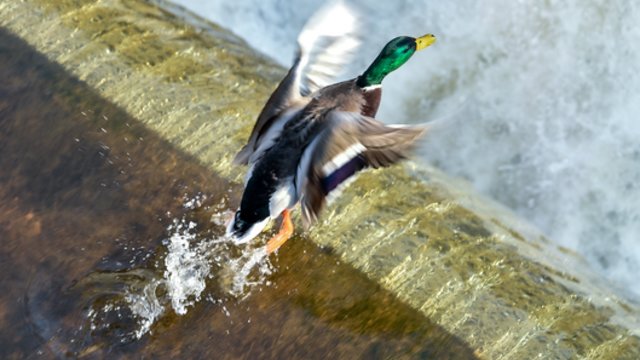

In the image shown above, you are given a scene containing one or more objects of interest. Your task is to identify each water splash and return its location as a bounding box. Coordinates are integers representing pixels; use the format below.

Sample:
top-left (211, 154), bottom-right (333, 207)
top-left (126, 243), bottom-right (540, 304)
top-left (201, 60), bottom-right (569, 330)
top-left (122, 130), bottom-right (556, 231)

top-left (80, 268), bottom-right (164, 343)
top-left (124, 279), bottom-right (165, 339)
top-left (224, 247), bottom-right (270, 297)
top-left (162, 218), bottom-right (213, 315)
top-left (80, 195), bottom-right (274, 342)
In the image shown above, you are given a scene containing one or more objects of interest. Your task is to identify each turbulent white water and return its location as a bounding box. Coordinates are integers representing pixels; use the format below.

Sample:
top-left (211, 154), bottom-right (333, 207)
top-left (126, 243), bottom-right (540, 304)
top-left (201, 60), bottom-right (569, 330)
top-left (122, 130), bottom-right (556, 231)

top-left (172, 0), bottom-right (640, 299)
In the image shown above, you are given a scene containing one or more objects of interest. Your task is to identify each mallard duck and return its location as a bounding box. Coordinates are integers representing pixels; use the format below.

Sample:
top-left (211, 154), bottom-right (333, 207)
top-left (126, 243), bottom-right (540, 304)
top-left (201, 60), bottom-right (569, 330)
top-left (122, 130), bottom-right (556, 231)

top-left (227, 3), bottom-right (435, 254)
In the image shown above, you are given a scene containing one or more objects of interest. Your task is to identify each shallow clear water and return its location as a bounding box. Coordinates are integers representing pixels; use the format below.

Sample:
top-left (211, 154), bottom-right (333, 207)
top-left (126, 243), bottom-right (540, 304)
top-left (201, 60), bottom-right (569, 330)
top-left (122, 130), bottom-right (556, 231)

top-left (0, 27), bottom-right (476, 358)
top-left (172, 0), bottom-right (640, 299)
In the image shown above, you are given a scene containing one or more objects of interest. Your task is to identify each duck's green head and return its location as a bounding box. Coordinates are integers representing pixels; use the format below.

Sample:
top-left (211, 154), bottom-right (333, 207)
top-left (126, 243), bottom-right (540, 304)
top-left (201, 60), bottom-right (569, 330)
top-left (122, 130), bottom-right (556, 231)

top-left (357, 34), bottom-right (436, 88)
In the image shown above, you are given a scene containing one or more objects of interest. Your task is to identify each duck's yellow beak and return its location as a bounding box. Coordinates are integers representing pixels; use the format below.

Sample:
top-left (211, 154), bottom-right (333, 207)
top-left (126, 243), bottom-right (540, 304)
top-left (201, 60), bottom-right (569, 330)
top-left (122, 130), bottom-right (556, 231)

top-left (415, 34), bottom-right (436, 51)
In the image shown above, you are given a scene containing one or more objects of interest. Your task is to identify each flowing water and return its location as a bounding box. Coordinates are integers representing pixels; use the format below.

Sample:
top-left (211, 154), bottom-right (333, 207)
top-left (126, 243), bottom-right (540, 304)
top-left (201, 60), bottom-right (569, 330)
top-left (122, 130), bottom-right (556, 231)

top-left (172, 0), bottom-right (640, 300)
top-left (0, 27), bottom-right (477, 358)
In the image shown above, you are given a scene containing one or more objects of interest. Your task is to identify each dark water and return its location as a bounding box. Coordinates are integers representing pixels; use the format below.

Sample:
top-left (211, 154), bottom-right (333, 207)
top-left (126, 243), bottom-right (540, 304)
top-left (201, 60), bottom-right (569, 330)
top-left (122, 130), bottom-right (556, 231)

top-left (0, 27), bottom-right (476, 359)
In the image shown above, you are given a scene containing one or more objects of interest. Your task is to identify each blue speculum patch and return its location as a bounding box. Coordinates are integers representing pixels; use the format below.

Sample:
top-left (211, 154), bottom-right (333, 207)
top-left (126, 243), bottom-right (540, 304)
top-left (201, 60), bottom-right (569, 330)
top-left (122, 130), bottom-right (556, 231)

top-left (321, 155), bottom-right (367, 195)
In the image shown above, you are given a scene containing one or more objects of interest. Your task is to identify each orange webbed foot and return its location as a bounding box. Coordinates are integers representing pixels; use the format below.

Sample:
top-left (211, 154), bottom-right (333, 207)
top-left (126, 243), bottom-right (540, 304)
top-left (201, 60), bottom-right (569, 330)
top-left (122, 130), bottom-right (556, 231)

top-left (266, 209), bottom-right (293, 254)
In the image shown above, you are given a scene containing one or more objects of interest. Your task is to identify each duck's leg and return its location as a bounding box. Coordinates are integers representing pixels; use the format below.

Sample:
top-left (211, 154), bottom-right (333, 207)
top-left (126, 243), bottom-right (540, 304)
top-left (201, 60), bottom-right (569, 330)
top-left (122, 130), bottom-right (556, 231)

top-left (266, 209), bottom-right (293, 254)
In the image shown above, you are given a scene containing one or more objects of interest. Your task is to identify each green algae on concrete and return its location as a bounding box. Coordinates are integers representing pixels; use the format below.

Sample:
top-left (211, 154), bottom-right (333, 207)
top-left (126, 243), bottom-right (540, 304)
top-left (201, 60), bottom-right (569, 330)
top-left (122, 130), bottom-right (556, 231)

top-left (0, 27), bottom-right (477, 359)
top-left (1, 0), bottom-right (639, 358)
top-left (0, 0), bottom-right (282, 183)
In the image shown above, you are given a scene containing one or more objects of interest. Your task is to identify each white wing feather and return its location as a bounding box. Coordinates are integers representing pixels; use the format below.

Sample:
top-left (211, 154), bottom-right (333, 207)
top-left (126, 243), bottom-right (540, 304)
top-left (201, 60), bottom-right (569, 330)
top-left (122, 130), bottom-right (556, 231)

top-left (295, 0), bottom-right (362, 96)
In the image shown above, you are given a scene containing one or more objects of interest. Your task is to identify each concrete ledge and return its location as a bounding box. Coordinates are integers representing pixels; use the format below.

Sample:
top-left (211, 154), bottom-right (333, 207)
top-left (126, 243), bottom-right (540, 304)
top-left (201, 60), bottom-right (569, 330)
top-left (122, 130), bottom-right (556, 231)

top-left (2, 0), bottom-right (638, 358)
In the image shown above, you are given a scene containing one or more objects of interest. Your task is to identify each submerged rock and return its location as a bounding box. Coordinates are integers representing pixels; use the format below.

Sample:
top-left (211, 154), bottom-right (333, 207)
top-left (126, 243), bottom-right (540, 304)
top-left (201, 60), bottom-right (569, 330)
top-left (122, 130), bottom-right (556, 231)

top-left (1, 0), bottom-right (638, 358)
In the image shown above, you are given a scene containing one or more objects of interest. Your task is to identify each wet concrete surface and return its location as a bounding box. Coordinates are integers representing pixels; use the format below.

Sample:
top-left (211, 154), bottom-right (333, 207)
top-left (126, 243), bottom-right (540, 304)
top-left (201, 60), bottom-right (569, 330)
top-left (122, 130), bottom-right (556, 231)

top-left (0, 27), bottom-right (477, 359)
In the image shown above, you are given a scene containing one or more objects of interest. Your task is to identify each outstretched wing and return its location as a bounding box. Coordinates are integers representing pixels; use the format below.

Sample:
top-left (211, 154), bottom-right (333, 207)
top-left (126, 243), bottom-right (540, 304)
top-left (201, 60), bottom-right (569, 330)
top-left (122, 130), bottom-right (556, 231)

top-left (298, 111), bottom-right (427, 226)
top-left (294, 0), bottom-right (361, 96)
top-left (233, 0), bottom-right (362, 165)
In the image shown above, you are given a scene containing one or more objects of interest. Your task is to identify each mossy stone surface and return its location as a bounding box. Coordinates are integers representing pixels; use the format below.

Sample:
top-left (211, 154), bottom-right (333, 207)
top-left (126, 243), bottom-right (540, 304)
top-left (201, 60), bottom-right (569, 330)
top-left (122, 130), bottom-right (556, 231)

top-left (1, 0), bottom-right (638, 358)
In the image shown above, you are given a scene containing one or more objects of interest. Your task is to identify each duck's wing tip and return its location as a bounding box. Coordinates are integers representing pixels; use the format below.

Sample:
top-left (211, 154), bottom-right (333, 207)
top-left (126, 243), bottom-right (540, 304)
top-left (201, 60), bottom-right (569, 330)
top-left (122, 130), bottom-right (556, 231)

top-left (295, 0), bottom-right (363, 96)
